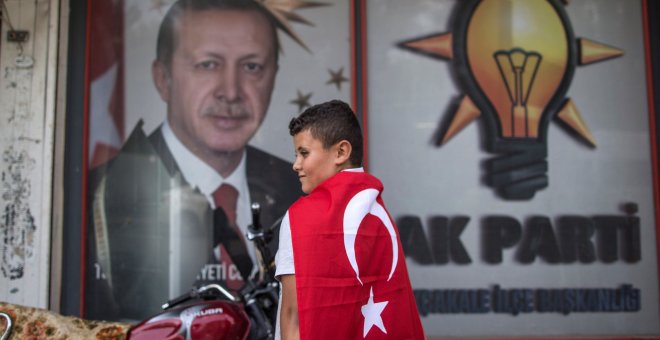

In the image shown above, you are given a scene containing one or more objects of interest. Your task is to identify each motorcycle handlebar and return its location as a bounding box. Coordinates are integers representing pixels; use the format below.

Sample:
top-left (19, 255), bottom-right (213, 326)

top-left (162, 283), bottom-right (238, 310)
top-left (161, 289), bottom-right (194, 310)
top-left (198, 283), bottom-right (238, 302)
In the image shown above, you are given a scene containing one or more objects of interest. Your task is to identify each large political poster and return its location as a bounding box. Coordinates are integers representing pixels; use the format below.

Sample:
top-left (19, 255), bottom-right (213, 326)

top-left (366, 0), bottom-right (659, 338)
top-left (84, 0), bottom-right (352, 321)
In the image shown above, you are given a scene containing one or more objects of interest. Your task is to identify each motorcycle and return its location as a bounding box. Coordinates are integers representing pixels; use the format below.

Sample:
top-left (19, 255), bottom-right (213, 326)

top-left (128, 202), bottom-right (280, 340)
top-left (0, 207), bottom-right (279, 340)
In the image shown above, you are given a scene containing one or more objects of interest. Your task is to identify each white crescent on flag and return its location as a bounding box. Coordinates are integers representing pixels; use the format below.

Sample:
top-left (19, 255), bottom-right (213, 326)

top-left (342, 188), bottom-right (399, 285)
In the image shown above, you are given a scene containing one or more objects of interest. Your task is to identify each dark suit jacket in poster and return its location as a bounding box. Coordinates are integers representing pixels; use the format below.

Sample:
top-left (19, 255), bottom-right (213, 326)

top-left (84, 121), bottom-right (301, 321)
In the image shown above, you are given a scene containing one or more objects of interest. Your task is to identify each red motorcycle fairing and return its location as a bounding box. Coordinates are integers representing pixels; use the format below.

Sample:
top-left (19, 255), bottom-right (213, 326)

top-left (129, 300), bottom-right (250, 340)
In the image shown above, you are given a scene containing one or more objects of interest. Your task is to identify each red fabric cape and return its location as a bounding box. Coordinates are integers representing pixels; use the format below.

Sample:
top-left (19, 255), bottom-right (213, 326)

top-left (289, 171), bottom-right (425, 339)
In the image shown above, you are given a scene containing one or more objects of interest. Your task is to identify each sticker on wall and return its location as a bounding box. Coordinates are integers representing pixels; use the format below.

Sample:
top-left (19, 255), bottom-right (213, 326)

top-left (0, 146), bottom-right (37, 281)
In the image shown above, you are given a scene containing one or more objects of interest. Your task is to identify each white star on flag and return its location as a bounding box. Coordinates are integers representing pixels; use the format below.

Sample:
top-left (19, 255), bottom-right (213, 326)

top-left (361, 286), bottom-right (388, 337)
top-left (89, 63), bottom-right (122, 163)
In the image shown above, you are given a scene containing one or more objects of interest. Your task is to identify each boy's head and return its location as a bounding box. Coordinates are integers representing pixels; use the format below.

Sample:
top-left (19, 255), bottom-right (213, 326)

top-left (288, 100), bottom-right (364, 193)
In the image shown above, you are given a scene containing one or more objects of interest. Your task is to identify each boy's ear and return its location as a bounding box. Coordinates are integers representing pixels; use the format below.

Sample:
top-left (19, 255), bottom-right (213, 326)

top-left (334, 140), bottom-right (353, 167)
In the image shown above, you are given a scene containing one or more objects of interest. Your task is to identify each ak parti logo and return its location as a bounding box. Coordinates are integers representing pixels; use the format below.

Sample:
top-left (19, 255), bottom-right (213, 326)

top-left (400, 0), bottom-right (623, 200)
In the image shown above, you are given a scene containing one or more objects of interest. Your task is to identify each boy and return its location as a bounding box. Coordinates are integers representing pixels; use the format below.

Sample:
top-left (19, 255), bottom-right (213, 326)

top-left (275, 100), bottom-right (425, 339)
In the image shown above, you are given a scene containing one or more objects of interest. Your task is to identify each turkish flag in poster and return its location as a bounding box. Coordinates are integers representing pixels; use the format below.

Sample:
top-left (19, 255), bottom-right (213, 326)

top-left (289, 171), bottom-right (425, 339)
top-left (88, 0), bottom-right (124, 168)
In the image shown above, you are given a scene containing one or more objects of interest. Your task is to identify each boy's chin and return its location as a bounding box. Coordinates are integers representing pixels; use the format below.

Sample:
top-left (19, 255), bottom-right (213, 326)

top-left (301, 183), bottom-right (315, 194)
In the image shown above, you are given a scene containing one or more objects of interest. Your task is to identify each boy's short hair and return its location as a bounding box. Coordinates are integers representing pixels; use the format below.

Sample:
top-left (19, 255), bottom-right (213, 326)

top-left (289, 100), bottom-right (363, 167)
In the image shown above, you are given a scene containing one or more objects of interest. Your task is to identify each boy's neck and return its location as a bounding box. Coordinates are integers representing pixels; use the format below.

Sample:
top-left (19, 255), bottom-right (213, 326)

top-left (337, 163), bottom-right (358, 172)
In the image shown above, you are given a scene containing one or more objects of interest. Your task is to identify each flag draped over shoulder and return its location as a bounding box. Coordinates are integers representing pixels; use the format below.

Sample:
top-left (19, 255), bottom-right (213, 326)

top-left (289, 171), bottom-right (425, 340)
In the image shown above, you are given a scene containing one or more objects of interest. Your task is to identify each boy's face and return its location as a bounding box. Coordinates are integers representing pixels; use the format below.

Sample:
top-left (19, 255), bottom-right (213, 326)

top-left (292, 130), bottom-right (341, 194)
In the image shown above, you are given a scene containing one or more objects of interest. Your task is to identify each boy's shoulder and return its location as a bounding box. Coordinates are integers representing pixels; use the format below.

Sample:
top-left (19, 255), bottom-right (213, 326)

top-left (290, 183), bottom-right (331, 213)
top-left (291, 170), bottom-right (383, 211)
top-left (327, 169), bottom-right (382, 191)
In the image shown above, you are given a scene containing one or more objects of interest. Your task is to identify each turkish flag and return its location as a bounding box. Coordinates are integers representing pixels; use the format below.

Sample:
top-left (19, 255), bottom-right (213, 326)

top-left (88, 0), bottom-right (124, 168)
top-left (289, 171), bottom-right (425, 339)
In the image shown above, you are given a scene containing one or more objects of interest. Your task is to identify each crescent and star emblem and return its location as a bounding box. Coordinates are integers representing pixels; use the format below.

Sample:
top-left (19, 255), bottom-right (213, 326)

top-left (343, 188), bottom-right (399, 337)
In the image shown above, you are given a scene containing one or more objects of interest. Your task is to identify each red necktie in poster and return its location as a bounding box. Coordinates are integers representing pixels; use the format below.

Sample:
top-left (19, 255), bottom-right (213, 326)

top-left (289, 171), bottom-right (425, 339)
top-left (214, 184), bottom-right (238, 225)
top-left (213, 183), bottom-right (252, 290)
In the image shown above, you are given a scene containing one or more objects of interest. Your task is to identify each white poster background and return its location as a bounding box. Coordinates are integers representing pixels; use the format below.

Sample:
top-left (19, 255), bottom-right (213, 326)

top-left (123, 0), bottom-right (351, 162)
top-left (367, 0), bottom-right (659, 337)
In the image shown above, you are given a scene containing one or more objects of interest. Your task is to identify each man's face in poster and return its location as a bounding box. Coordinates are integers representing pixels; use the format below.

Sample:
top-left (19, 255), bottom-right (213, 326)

top-left (152, 8), bottom-right (278, 157)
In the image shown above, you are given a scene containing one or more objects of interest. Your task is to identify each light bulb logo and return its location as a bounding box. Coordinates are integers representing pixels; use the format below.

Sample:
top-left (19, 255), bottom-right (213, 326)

top-left (400, 0), bottom-right (623, 200)
top-left (494, 49), bottom-right (541, 138)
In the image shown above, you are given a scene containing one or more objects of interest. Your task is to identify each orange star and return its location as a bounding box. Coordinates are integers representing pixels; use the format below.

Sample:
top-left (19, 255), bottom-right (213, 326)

top-left (257, 0), bottom-right (330, 52)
